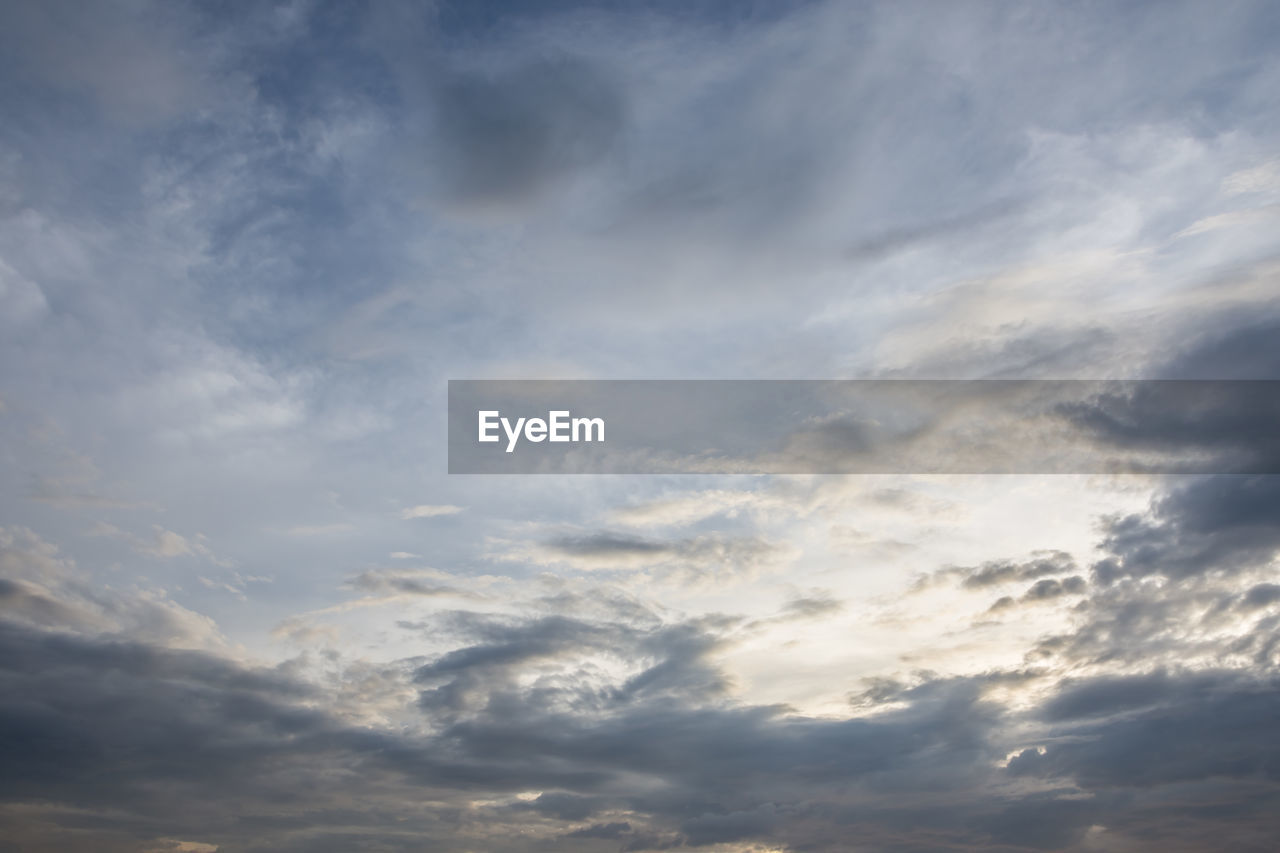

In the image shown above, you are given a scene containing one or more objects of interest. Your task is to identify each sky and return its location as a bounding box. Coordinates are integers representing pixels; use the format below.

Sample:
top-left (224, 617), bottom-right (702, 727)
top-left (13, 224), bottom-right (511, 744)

top-left (1, 1), bottom-right (1280, 851)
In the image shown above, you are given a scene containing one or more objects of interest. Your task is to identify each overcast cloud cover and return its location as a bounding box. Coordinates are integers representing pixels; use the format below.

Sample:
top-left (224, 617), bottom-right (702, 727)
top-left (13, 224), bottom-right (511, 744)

top-left (2, 1), bottom-right (1280, 850)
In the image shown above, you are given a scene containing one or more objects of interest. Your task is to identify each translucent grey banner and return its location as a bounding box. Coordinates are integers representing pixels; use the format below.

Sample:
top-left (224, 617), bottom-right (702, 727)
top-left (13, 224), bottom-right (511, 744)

top-left (447, 380), bottom-right (1280, 474)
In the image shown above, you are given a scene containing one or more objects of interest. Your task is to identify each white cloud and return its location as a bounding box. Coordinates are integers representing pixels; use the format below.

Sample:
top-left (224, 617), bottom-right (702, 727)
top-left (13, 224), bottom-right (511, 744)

top-left (88, 522), bottom-right (226, 563)
top-left (400, 504), bottom-right (464, 520)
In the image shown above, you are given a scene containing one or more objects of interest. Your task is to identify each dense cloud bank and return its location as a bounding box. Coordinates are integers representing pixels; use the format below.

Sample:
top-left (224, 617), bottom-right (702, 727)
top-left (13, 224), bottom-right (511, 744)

top-left (4, 461), bottom-right (1280, 851)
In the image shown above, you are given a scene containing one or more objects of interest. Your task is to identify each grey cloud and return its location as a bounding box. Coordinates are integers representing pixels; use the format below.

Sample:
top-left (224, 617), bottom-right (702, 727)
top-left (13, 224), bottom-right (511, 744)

top-left (1228, 612), bottom-right (1280, 668)
top-left (1021, 470), bottom-right (1280, 672)
top-left (1094, 475), bottom-right (1280, 583)
top-left (1032, 580), bottom-right (1202, 667)
top-left (989, 674), bottom-right (1280, 852)
top-left (919, 551), bottom-right (1077, 592)
top-left (680, 803), bottom-right (777, 846)
top-left (410, 611), bottom-right (736, 719)
top-left (882, 324), bottom-right (1119, 381)
top-left (347, 568), bottom-right (472, 599)
top-left (6, 593), bottom-right (1280, 851)
top-left (1013, 670), bottom-right (1280, 789)
top-left (746, 593), bottom-right (844, 630)
top-left (963, 553), bottom-right (1078, 589)
top-left (1038, 670), bottom-right (1190, 722)
top-left (844, 197), bottom-right (1028, 263)
top-left (522, 528), bottom-right (783, 579)
top-left (1022, 576), bottom-right (1087, 601)
top-left (1159, 316), bottom-right (1280, 380)
top-left (968, 795), bottom-right (1104, 852)
top-left (565, 820), bottom-right (631, 839)
top-left (1241, 583), bottom-right (1280, 610)
top-left (0, 576), bottom-right (88, 631)
top-left (429, 56), bottom-right (625, 209)
top-left (778, 594), bottom-right (842, 620)
top-left (986, 595), bottom-right (1016, 613)
top-left (1056, 382), bottom-right (1280, 474)
top-left (547, 532), bottom-right (671, 559)
top-left (531, 791), bottom-right (603, 822)
top-left (0, 0), bottom-right (203, 123)
top-left (987, 576), bottom-right (1087, 613)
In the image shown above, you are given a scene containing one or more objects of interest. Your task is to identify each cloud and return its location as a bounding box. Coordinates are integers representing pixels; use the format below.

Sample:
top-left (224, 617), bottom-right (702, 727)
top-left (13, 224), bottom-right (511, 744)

top-left (1093, 475), bottom-right (1280, 583)
top-left (88, 522), bottom-right (226, 564)
top-left (987, 576), bottom-right (1087, 612)
top-left (1055, 382), bottom-right (1280, 474)
top-left (197, 571), bottom-right (271, 601)
top-left (0, 0), bottom-right (204, 124)
top-left (348, 568), bottom-right (472, 599)
top-left (1159, 317), bottom-right (1280, 380)
top-left (427, 55), bottom-right (626, 211)
top-left (400, 504), bottom-right (464, 520)
top-left (916, 550), bottom-right (1077, 591)
top-left (1013, 670), bottom-right (1280, 790)
top-left (610, 488), bottom-right (790, 528)
top-left (0, 527), bottom-right (224, 650)
top-left (3, 0), bottom-right (1280, 850)
top-left (3, 545), bottom-right (1280, 851)
top-left (494, 528), bottom-right (788, 585)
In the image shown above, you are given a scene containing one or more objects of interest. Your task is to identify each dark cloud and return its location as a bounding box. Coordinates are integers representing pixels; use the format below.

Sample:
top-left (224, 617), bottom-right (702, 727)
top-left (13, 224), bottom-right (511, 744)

top-left (1021, 470), bottom-right (1280, 673)
top-left (1241, 583), bottom-right (1280, 610)
top-left (986, 576), bottom-right (1087, 613)
top-left (1022, 575), bottom-right (1087, 600)
top-left (1056, 382), bottom-right (1280, 474)
top-left (1094, 475), bottom-right (1280, 583)
top-left (409, 611), bottom-right (736, 720)
top-left (1159, 316), bottom-right (1280, 380)
top-left (546, 532), bottom-right (672, 558)
top-left (963, 554), bottom-right (1078, 590)
top-left (1014, 670), bottom-right (1280, 789)
top-left (348, 568), bottom-right (473, 598)
top-left (918, 551), bottom-right (1077, 592)
top-left (5, 597), bottom-right (1280, 851)
top-left (528, 529), bottom-right (782, 580)
top-left (430, 56), bottom-right (625, 209)
top-left (777, 594), bottom-right (842, 620)
top-left (680, 803), bottom-right (777, 846)
top-left (531, 791), bottom-right (604, 822)
top-left (1038, 670), bottom-right (1188, 722)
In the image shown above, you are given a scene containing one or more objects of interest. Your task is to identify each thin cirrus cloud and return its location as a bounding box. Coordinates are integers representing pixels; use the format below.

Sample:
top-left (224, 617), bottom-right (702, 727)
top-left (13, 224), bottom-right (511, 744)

top-left (1, 1), bottom-right (1280, 851)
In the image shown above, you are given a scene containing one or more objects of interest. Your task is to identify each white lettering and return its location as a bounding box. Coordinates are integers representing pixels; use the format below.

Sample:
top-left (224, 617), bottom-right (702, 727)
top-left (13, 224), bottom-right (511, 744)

top-left (572, 416), bottom-right (605, 442)
top-left (478, 411), bottom-right (500, 442)
top-left (480, 411), bottom-right (604, 452)
top-left (502, 416), bottom-right (526, 453)
top-left (549, 410), bottom-right (570, 442)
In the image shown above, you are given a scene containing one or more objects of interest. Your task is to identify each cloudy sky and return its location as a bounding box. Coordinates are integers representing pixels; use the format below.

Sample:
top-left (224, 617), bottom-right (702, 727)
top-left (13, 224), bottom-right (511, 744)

top-left (2, 1), bottom-right (1280, 850)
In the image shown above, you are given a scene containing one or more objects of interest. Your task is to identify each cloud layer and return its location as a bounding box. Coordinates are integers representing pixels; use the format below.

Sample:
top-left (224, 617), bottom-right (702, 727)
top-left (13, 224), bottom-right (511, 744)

top-left (2, 1), bottom-right (1280, 850)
